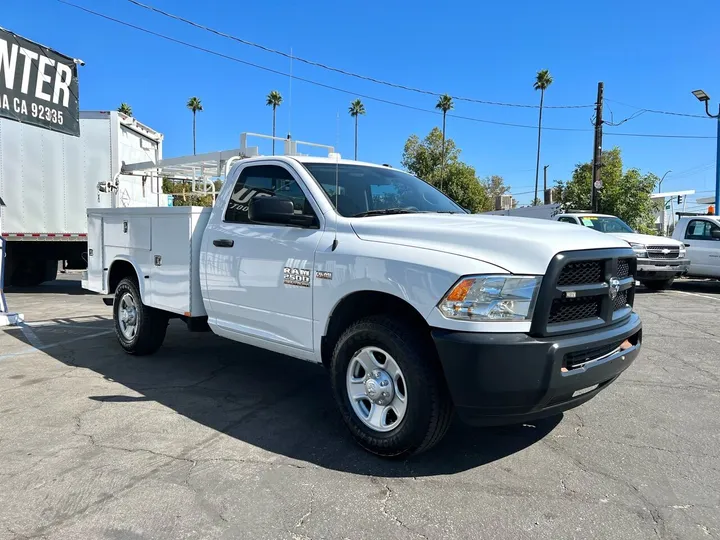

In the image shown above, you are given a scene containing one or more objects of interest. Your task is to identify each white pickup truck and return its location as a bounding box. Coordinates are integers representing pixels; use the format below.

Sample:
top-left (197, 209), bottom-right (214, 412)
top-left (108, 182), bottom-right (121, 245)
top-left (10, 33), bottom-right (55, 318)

top-left (671, 215), bottom-right (720, 279)
top-left (553, 213), bottom-right (689, 290)
top-left (83, 154), bottom-right (643, 457)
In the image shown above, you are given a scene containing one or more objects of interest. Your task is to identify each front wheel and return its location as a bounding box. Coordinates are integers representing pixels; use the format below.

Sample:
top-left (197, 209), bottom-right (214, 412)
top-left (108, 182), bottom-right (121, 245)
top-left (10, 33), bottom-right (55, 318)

top-left (330, 316), bottom-right (453, 458)
top-left (641, 278), bottom-right (674, 291)
top-left (113, 277), bottom-right (168, 355)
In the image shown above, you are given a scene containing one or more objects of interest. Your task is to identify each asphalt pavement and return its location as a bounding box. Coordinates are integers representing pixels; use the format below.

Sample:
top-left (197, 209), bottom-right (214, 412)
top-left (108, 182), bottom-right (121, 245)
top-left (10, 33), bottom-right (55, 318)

top-left (1, 276), bottom-right (719, 540)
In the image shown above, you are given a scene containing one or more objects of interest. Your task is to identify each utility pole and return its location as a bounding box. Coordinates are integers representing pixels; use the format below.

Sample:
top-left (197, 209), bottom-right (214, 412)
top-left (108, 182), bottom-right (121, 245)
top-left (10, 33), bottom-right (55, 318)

top-left (591, 82), bottom-right (604, 213)
top-left (543, 165), bottom-right (549, 203)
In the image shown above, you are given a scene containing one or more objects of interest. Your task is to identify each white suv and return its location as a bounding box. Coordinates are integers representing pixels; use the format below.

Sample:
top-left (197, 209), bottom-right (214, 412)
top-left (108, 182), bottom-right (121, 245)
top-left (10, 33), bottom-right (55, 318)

top-left (554, 213), bottom-right (688, 290)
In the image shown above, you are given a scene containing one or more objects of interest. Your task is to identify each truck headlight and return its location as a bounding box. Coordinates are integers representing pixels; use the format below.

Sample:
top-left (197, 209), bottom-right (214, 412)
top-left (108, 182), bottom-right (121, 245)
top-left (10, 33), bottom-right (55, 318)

top-left (629, 243), bottom-right (647, 258)
top-left (679, 245), bottom-right (687, 257)
top-left (438, 275), bottom-right (542, 321)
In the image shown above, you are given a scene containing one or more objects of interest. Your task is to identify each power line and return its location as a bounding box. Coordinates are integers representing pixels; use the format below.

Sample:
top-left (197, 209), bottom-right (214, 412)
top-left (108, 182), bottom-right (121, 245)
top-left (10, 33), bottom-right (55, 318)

top-left (605, 99), bottom-right (710, 119)
top-left (125, 0), bottom-right (593, 110)
top-left (604, 131), bottom-right (716, 139)
top-left (56, 0), bottom-right (591, 132)
top-left (52, 1), bottom-right (720, 141)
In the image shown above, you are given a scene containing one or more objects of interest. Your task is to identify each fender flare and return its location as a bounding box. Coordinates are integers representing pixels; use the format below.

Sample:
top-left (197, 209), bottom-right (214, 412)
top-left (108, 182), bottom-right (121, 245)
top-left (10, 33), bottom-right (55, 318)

top-left (108, 256), bottom-right (147, 302)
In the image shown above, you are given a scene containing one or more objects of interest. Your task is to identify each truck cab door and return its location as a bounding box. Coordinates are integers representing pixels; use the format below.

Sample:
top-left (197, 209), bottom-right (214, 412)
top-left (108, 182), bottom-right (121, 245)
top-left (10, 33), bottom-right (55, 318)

top-left (683, 219), bottom-right (720, 277)
top-left (201, 163), bottom-right (325, 354)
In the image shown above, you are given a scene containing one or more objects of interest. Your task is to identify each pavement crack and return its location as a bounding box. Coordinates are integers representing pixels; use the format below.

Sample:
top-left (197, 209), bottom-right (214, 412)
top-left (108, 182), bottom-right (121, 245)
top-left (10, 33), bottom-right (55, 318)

top-left (136, 363), bottom-right (232, 392)
top-left (294, 485), bottom-right (315, 530)
top-left (574, 411), bottom-right (585, 437)
top-left (544, 439), bottom-right (672, 538)
top-left (379, 482), bottom-right (428, 540)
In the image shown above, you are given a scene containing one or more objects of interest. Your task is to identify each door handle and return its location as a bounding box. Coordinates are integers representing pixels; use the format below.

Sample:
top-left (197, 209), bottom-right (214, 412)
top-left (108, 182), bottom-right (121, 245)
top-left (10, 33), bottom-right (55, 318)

top-left (213, 239), bottom-right (234, 248)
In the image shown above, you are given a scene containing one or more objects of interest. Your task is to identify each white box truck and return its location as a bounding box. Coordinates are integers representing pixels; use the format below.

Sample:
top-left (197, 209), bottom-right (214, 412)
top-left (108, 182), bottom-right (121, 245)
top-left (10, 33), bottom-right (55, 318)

top-left (0, 111), bottom-right (164, 286)
top-left (83, 141), bottom-right (643, 458)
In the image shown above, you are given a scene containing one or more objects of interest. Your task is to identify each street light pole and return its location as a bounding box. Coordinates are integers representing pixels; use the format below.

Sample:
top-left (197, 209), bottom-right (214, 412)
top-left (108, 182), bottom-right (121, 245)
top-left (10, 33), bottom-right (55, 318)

top-left (691, 90), bottom-right (719, 215)
top-left (658, 170), bottom-right (671, 193)
top-left (716, 108), bottom-right (720, 216)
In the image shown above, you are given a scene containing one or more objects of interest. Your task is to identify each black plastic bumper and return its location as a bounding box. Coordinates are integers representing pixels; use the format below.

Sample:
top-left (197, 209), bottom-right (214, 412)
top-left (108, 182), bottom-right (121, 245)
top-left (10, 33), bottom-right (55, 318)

top-left (432, 313), bottom-right (642, 426)
top-left (636, 258), bottom-right (689, 279)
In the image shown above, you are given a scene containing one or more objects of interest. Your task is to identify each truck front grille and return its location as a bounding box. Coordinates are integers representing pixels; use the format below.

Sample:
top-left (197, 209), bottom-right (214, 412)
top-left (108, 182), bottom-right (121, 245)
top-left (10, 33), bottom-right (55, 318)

top-left (557, 261), bottom-right (603, 286)
top-left (549, 298), bottom-right (601, 324)
top-left (617, 259), bottom-right (631, 278)
top-left (613, 290), bottom-right (628, 311)
top-left (564, 339), bottom-right (624, 370)
top-left (646, 246), bottom-right (680, 259)
top-left (531, 249), bottom-right (636, 337)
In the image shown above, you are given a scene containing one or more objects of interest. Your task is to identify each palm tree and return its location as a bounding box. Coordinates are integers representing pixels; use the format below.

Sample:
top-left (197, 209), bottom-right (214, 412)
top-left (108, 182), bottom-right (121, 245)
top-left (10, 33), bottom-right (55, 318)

top-left (266, 90), bottom-right (283, 155)
top-left (533, 70), bottom-right (553, 205)
top-left (435, 94), bottom-right (454, 190)
top-left (117, 103), bottom-right (132, 116)
top-left (186, 97), bottom-right (203, 155)
top-left (348, 99), bottom-right (366, 160)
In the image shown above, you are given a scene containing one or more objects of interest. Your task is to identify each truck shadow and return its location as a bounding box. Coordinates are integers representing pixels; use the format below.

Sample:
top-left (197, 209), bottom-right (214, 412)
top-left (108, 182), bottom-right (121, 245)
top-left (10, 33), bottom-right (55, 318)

top-left (5, 276), bottom-right (95, 296)
top-left (635, 278), bottom-right (720, 296)
top-left (672, 278), bottom-right (720, 294)
top-left (3, 319), bottom-right (562, 478)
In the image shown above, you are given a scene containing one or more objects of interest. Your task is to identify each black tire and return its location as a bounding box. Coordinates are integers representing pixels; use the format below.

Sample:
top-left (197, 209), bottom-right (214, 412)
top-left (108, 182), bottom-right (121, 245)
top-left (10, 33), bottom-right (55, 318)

top-left (43, 260), bottom-right (58, 283)
top-left (10, 260), bottom-right (46, 287)
top-left (113, 277), bottom-right (168, 355)
top-left (330, 316), bottom-right (453, 458)
top-left (641, 278), bottom-right (674, 291)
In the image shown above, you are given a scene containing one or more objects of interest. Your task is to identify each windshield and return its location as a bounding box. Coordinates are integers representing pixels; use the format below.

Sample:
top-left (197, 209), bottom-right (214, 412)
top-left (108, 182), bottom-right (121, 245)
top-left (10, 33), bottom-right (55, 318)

top-left (302, 163), bottom-right (466, 217)
top-left (577, 215), bottom-right (634, 234)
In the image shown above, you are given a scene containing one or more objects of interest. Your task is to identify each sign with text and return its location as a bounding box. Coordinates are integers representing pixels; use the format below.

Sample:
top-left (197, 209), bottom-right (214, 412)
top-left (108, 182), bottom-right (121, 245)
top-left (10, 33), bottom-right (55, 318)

top-left (0, 28), bottom-right (80, 137)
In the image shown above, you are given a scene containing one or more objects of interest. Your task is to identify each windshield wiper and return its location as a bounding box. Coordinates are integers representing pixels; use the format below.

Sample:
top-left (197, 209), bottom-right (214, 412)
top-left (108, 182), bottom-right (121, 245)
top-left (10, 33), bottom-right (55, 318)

top-left (352, 208), bottom-right (419, 217)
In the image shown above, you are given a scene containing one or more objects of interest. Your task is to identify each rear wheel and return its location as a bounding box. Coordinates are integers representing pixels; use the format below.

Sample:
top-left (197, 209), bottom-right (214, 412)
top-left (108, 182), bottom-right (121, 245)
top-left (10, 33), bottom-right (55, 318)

top-left (330, 316), bottom-right (453, 458)
top-left (113, 277), bottom-right (168, 355)
top-left (9, 259), bottom-right (55, 286)
top-left (641, 278), bottom-right (674, 291)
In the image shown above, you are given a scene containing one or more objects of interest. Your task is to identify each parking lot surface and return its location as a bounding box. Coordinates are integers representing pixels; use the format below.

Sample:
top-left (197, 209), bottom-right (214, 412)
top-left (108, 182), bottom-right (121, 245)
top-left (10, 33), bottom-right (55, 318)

top-left (1, 276), bottom-right (719, 540)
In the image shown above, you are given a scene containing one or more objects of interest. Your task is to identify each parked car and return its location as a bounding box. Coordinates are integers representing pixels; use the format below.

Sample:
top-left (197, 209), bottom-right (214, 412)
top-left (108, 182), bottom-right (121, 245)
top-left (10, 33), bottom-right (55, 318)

top-left (553, 213), bottom-right (688, 290)
top-left (671, 215), bottom-right (720, 279)
top-left (83, 153), bottom-right (642, 457)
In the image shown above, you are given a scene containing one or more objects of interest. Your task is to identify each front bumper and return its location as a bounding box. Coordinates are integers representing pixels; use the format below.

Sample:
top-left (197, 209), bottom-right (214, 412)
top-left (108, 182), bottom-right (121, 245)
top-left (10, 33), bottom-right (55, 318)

top-left (432, 313), bottom-right (642, 426)
top-left (636, 258), bottom-right (689, 279)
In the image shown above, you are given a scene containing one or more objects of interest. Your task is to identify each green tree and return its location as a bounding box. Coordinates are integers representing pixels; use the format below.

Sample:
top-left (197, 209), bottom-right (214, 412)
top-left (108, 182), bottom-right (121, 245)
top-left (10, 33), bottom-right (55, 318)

top-left (555, 147), bottom-right (659, 232)
top-left (117, 103), bottom-right (132, 116)
top-left (533, 69), bottom-right (553, 205)
top-left (401, 127), bottom-right (491, 213)
top-left (162, 177), bottom-right (221, 207)
top-left (186, 97), bottom-right (203, 155)
top-left (435, 94), bottom-right (454, 190)
top-left (266, 90), bottom-right (283, 155)
top-left (349, 99), bottom-right (366, 160)
top-left (482, 175), bottom-right (511, 200)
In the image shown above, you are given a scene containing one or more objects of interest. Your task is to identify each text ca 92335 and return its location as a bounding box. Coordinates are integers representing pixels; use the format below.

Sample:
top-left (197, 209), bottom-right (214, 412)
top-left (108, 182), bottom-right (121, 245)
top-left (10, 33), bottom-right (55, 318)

top-left (1, 94), bottom-right (64, 125)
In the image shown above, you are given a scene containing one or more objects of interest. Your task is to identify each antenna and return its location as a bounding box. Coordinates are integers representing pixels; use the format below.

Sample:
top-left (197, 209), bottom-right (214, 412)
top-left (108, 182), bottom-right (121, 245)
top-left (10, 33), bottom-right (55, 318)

top-left (288, 46), bottom-right (293, 139)
top-left (332, 110), bottom-right (340, 251)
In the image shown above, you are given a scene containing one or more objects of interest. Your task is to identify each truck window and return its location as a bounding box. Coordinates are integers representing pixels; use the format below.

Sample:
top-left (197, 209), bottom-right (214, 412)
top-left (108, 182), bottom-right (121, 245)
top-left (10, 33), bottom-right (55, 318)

top-left (577, 215), bottom-right (634, 234)
top-left (224, 165), bottom-right (315, 224)
top-left (302, 163), bottom-right (465, 216)
top-left (558, 217), bottom-right (577, 224)
top-left (685, 219), bottom-right (720, 240)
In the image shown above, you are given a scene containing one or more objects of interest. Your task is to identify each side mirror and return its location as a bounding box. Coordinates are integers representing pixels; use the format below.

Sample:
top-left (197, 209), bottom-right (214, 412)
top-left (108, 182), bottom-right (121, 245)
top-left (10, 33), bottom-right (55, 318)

top-left (248, 197), bottom-right (314, 227)
top-left (711, 229), bottom-right (720, 239)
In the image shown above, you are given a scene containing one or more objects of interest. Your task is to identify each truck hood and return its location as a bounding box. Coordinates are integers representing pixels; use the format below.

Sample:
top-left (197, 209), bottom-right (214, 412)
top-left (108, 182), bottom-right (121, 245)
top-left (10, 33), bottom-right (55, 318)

top-left (610, 232), bottom-right (683, 247)
top-left (350, 214), bottom-right (629, 275)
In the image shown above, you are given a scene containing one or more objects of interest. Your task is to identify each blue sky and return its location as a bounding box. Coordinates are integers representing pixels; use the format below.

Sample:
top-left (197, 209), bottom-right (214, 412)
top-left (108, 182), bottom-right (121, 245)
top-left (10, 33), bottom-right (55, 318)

top-left (4, 0), bottom-right (720, 207)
